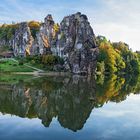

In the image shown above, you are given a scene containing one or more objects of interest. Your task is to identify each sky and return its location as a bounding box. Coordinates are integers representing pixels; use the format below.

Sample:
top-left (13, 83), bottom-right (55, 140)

top-left (0, 0), bottom-right (140, 51)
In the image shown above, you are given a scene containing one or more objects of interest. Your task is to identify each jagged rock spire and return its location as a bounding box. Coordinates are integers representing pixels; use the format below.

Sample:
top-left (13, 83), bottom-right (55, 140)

top-left (58, 12), bottom-right (98, 75)
top-left (37, 14), bottom-right (56, 54)
top-left (44, 14), bottom-right (54, 25)
top-left (12, 22), bottom-right (33, 56)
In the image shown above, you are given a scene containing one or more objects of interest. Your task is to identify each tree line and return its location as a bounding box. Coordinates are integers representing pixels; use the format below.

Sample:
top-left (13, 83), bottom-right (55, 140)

top-left (96, 36), bottom-right (140, 74)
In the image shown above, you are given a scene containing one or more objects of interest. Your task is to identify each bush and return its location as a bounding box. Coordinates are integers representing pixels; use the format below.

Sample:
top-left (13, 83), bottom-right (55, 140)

top-left (42, 55), bottom-right (56, 66)
top-left (97, 61), bottom-right (105, 73)
top-left (19, 60), bottom-right (24, 65)
top-left (13, 64), bottom-right (17, 66)
top-left (28, 21), bottom-right (40, 38)
top-left (28, 21), bottom-right (40, 29)
top-left (42, 55), bottom-right (64, 66)
top-left (31, 60), bottom-right (36, 64)
top-left (56, 56), bottom-right (64, 65)
top-left (0, 26), bottom-right (16, 41)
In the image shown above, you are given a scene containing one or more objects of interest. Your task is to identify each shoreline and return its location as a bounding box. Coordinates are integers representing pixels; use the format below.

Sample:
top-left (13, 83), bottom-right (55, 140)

top-left (0, 71), bottom-right (71, 76)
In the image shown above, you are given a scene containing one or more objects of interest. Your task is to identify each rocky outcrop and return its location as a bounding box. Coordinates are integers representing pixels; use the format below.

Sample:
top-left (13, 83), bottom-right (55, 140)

top-left (58, 12), bottom-right (98, 75)
top-left (37, 14), bottom-right (57, 54)
top-left (12, 22), bottom-right (34, 56)
top-left (0, 12), bottom-right (98, 75)
top-left (33, 12), bottom-right (98, 75)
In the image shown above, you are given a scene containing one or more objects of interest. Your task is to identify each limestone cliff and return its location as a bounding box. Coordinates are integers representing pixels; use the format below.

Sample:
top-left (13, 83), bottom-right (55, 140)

top-left (0, 12), bottom-right (98, 75)
top-left (37, 14), bottom-right (57, 54)
top-left (58, 12), bottom-right (98, 75)
top-left (12, 22), bottom-right (34, 56)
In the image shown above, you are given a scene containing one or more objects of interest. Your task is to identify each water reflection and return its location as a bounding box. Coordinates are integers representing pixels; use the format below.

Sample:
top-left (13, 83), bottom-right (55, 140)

top-left (0, 74), bottom-right (140, 132)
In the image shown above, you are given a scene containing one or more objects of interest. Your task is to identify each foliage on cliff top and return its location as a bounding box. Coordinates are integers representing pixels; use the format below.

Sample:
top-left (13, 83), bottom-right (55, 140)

top-left (28, 21), bottom-right (41, 29)
top-left (0, 25), bottom-right (17, 40)
top-left (0, 21), bottom-right (41, 29)
top-left (0, 21), bottom-right (41, 40)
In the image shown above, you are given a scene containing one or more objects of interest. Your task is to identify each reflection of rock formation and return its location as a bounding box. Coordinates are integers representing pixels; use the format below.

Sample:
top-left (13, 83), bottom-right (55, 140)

top-left (0, 76), bottom-right (96, 131)
top-left (0, 75), bottom-right (140, 131)
top-left (37, 76), bottom-right (96, 131)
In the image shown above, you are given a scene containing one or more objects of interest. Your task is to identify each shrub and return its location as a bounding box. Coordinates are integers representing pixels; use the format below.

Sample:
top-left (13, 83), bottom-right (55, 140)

top-left (19, 60), bottom-right (24, 65)
top-left (42, 55), bottom-right (56, 66)
top-left (31, 60), bottom-right (36, 64)
top-left (97, 61), bottom-right (105, 73)
top-left (13, 64), bottom-right (17, 66)
top-left (42, 55), bottom-right (64, 66)
top-left (28, 21), bottom-right (40, 29)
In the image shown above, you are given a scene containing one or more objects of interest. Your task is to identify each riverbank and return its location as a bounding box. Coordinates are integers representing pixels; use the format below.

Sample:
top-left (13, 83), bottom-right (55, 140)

top-left (12, 71), bottom-right (71, 76)
top-left (0, 59), bottom-right (35, 72)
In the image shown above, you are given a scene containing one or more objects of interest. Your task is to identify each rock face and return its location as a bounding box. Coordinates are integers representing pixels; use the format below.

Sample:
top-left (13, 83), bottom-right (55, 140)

top-left (37, 14), bottom-right (56, 54)
top-left (0, 12), bottom-right (98, 75)
top-left (34, 12), bottom-right (98, 75)
top-left (12, 22), bottom-right (34, 56)
top-left (58, 12), bottom-right (98, 75)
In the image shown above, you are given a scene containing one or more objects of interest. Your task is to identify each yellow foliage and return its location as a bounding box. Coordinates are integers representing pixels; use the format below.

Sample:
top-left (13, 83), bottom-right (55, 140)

top-left (52, 23), bottom-right (60, 38)
top-left (28, 21), bottom-right (41, 29)
top-left (96, 75), bottom-right (125, 105)
top-left (53, 23), bottom-right (60, 33)
top-left (99, 42), bottom-right (126, 72)
top-left (0, 23), bottom-right (20, 29)
top-left (0, 21), bottom-right (41, 29)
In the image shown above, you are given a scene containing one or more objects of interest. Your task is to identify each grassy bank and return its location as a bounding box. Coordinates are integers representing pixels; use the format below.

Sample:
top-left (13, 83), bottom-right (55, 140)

top-left (0, 59), bottom-right (35, 72)
top-left (0, 74), bottom-right (34, 84)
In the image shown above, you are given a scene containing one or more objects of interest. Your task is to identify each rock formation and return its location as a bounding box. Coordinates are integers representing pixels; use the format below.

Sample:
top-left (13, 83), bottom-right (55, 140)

top-left (0, 12), bottom-right (98, 75)
top-left (35, 12), bottom-right (98, 75)
top-left (37, 14), bottom-right (57, 54)
top-left (11, 22), bottom-right (34, 56)
top-left (58, 12), bottom-right (98, 75)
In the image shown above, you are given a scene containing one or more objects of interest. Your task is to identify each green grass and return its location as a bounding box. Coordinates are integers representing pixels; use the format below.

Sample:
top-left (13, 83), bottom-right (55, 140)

top-left (25, 62), bottom-right (53, 72)
top-left (26, 62), bottom-right (44, 69)
top-left (0, 60), bottom-right (35, 72)
top-left (0, 74), bottom-right (34, 84)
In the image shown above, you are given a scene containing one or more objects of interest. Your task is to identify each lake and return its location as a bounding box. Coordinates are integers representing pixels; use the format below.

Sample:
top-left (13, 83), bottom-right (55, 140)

top-left (0, 74), bottom-right (140, 140)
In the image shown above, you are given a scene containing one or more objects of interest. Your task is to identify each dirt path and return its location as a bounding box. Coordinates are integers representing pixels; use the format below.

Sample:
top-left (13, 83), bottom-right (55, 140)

top-left (24, 64), bottom-right (44, 72)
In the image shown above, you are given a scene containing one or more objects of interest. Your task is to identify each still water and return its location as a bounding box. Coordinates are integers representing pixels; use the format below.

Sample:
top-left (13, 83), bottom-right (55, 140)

top-left (0, 74), bottom-right (140, 140)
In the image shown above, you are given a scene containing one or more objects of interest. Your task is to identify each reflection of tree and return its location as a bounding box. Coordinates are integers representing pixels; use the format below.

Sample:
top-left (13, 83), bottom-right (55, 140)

top-left (95, 75), bottom-right (125, 106)
top-left (96, 74), bottom-right (140, 104)
top-left (0, 74), bottom-right (140, 131)
top-left (110, 74), bottom-right (140, 103)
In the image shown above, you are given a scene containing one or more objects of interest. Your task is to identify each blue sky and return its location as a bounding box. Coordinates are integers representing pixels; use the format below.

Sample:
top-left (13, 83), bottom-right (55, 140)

top-left (0, 0), bottom-right (140, 51)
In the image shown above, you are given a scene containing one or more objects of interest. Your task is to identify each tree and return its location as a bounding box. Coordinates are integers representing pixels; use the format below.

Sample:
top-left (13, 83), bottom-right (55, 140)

top-left (98, 41), bottom-right (125, 73)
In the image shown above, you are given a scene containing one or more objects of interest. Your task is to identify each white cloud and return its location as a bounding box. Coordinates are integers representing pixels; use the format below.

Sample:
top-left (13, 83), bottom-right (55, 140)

top-left (93, 23), bottom-right (140, 51)
top-left (83, 0), bottom-right (140, 51)
top-left (0, 0), bottom-right (140, 51)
